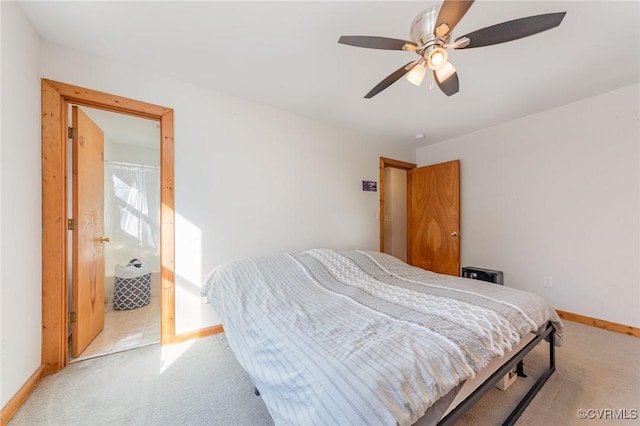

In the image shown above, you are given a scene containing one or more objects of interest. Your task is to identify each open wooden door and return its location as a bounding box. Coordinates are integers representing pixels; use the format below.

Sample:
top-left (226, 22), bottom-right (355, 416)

top-left (71, 106), bottom-right (106, 357)
top-left (407, 160), bottom-right (460, 276)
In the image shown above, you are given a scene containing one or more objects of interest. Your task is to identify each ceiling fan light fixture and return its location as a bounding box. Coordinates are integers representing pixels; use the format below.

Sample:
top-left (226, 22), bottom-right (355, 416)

top-left (338, 1), bottom-right (566, 99)
top-left (406, 62), bottom-right (427, 86)
top-left (427, 47), bottom-right (448, 70)
top-left (435, 61), bottom-right (456, 83)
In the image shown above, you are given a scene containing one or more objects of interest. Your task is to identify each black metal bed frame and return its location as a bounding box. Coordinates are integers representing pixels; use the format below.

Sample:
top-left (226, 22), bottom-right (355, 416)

top-left (437, 322), bottom-right (556, 426)
top-left (253, 322), bottom-right (556, 426)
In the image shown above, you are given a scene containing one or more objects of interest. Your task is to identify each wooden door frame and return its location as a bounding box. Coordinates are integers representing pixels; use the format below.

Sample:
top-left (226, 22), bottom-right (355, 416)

top-left (379, 157), bottom-right (416, 253)
top-left (41, 79), bottom-right (219, 375)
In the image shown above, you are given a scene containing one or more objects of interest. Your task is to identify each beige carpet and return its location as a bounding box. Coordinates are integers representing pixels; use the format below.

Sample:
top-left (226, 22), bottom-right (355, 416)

top-left (9, 320), bottom-right (639, 425)
top-left (458, 320), bottom-right (640, 425)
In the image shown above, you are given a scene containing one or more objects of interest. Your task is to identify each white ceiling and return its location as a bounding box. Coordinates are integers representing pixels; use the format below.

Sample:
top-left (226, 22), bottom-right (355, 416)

top-left (19, 1), bottom-right (640, 147)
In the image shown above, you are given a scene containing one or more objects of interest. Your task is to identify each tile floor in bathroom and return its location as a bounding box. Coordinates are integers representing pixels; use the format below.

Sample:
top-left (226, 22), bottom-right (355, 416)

top-left (71, 295), bottom-right (161, 362)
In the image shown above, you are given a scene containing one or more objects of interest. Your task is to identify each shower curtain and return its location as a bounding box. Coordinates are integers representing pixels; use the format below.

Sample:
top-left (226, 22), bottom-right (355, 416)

top-left (104, 161), bottom-right (161, 275)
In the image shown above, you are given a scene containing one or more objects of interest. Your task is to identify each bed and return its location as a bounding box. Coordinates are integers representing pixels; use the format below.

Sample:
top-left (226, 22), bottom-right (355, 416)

top-left (202, 249), bottom-right (563, 426)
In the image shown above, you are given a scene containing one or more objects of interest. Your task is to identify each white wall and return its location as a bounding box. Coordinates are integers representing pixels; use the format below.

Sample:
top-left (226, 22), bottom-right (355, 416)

top-left (416, 84), bottom-right (640, 328)
top-left (40, 42), bottom-right (415, 334)
top-left (108, 141), bottom-right (160, 167)
top-left (0, 1), bottom-right (42, 409)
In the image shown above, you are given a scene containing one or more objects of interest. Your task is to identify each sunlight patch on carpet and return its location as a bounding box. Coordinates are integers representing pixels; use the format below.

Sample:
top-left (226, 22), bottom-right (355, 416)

top-left (159, 338), bottom-right (196, 374)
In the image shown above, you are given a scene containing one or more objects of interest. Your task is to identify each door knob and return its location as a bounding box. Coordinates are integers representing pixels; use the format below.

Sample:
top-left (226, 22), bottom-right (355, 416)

top-left (99, 236), bottom-right (110, 243)
top-left (451, 231), bottom-right (458, 237)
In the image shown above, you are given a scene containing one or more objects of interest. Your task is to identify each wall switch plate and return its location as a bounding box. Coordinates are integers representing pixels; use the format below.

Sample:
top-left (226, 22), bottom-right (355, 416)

top-left (544, 276), bottom-right (553, 288)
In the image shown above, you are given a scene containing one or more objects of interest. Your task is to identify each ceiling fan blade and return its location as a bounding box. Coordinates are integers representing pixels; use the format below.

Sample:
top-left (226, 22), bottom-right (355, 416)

top-left (338, 36), bottom-right (417, 51)
top-left (453, 12), bottom-right (566, 49)
top-left (365, 61), bottom-right (418, 99)
top-left (435, 0), bottom-right (475, 38)
top-left (434, 62), bottom-right (459, 96)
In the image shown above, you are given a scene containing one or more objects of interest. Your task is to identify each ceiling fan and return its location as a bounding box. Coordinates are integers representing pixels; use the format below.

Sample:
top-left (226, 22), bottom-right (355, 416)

top-left (338, 0), bottom-right (566, 98)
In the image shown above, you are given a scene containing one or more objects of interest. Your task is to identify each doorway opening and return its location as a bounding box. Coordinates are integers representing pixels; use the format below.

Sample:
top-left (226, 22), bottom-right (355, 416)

top-left (379, 157), bottom-right (416, 261)
top-left (42, 79), bottom-right (176, 374)
top-left (68, 106), bottom-right (162, 362)
top-left (42, 79), bottom-right (227, 374)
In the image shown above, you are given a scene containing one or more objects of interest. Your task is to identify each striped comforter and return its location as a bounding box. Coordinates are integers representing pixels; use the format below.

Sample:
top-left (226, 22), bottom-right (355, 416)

top-left (202, 249), bottom-right (563, 426)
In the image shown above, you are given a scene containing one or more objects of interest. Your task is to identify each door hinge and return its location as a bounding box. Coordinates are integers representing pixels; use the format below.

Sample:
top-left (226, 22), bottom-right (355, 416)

top-left (69, 312), bottom-right (77, 324)
top-left (68, 127), bottom-right (77, 139)
top-left (68, 218), bottom-right (77, 231)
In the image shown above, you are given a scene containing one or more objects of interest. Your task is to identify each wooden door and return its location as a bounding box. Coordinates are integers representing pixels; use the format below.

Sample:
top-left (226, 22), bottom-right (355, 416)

top-left (407, 160), bottom-right (460, 276)
top-left (71, 106), bottom-right (106, 357)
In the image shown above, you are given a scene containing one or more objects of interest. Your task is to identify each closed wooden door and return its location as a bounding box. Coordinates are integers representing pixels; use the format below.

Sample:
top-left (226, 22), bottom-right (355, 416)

top-left (407, 160), bottom-right (460, 276)
top-left (71, 106), bottom-right (106, 357)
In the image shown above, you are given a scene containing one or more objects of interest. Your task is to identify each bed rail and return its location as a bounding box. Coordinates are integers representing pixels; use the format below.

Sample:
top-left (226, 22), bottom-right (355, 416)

top-left (437, 322), bottom-right (556, 426)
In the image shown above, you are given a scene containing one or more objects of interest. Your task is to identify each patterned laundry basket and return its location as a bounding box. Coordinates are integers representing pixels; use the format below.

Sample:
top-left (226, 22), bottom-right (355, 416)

top-left (113, 259), bottom-right (151, 310)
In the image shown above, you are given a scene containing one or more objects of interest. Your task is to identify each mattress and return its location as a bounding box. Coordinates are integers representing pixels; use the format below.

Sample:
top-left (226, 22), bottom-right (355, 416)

top-left (202, 249), bottom-right (563, 426)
